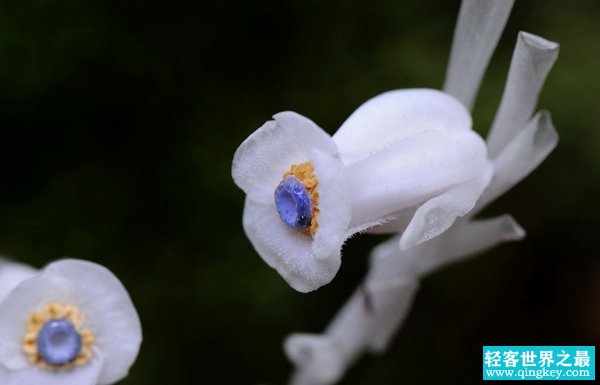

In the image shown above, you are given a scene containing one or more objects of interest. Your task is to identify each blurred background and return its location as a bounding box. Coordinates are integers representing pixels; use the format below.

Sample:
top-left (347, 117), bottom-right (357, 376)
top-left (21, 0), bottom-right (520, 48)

top-left (0, 0), bottom-right (598, 383)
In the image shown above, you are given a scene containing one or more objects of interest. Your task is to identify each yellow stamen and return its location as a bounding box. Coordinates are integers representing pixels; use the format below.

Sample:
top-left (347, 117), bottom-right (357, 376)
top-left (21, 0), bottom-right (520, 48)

top-left (283, 161), bottom-right (320, 235)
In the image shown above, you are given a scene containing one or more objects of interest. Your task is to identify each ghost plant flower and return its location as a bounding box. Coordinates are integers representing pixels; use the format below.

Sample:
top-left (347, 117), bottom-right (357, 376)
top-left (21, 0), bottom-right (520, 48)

top-left (0, 259), bottom-right (142, 385)
top-left (233, 90), bottom-right (492, 292)
top-left (285, 0), bottom-right (560, 383)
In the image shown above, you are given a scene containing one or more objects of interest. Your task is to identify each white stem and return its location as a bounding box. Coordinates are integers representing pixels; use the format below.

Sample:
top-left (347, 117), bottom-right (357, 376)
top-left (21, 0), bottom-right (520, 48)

top-left (486, 32), bottom-right (559, 158)
top-left (443, 0), bottom-right (514, 110)
top-left (286, 215), bottom-right (524, 385)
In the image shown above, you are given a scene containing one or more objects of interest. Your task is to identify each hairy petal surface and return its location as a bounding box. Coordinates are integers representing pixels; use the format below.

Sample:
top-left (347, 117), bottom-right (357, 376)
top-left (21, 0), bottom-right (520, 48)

top-left (232, 111), bottom-right (337, 204)
top-left (242, 148), bottom-right (350, 292)
top-left (243, 200), bottom-right (341, 293)
top-left (309, 151), bottom-right (352, 260)
top-left (443, 0), bottom-right (514, 109)
top-left (332, 89), bottom-right (471, 164)
top-left (486, 32), bottom-right (559, 158)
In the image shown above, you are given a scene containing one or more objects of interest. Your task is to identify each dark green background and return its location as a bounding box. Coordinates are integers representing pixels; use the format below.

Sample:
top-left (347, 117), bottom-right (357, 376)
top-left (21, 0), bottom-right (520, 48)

top-left (0, 0), bottom-right (598, 384)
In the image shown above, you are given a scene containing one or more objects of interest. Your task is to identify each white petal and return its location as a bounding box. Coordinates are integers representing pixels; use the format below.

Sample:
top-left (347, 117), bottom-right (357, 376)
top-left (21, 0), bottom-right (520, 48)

top-left (332, 89), bottom-right (472, 164)
top-left (486, 32), bottom-right (559, 158)
top-left (285, 334), bottom-right (344, 385)
top-left (43, 260), bottom-right (142, 385)
top-left (309, 150), bottom-right (351, 260)
top-left (437, 215), bottom-right (526, 266)
top-left (243, 198), bottom-right (341, 293)
top-left (0, 363), bottom-right (9, 382)
top-left (232, 111), bottom-right (338, 204)
top-left (0, 259), bottom-right (38, 303)
top-left (0, 274), bottom-right (73, 370)
top-left (346, 129), bottom-right (488, 229)
top-left (242, 149), bottom-right (350, 292)
top-left (475, 111), bottom-right (558, 213)
top-left (362, 206), bottom-right (418, 235)
top-left (398, 162), bottom-right (493, 250)
top-left (0, 351), bottom-right (103, 385)
top-left (369, 215), bottom-right (525, 281)
top-left (443, 0), bottom-right (514, 109)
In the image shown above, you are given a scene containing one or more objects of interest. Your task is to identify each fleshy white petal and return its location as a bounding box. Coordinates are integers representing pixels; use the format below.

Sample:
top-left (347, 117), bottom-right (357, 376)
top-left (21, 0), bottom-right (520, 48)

top-left (437, 215), bottom-right (526, 266)
top-left (369, 215), bottom-right (525, 282)
top-left (346, 128), bottom-right (488, 230)
top-left (362, 206), bottom-right (418, 235)
top-left (43, 260), bottom-right (142, 385)
top-left (475, 111), bottom-right (558, 213)
top-left (443, 0), bottom-right (514, 109)
top-left (0, 351), bottom-right (104, 385)
top-left (0, 274), bottom-right (73, 370)
top-left (0, 259), bottom-right (38, 303)
top-left (309, 150), bottom-right (352, 260)
top-left (243, 200), bottom-right (340, 293)
top-left (232, 111), bottom-right (338, 204)
top-left (398, 162), bottom-right (493, 250)
top-left (486, 32), bottom-right (559, 158)
top-left (242, 148), bottom-right (350, 292)
top-left (332, 89), bottom-right (472, 164)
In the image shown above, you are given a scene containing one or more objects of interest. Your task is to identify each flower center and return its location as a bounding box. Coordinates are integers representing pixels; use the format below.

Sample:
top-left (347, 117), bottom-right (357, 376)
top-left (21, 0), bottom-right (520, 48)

top-left (275, 176), bottom-right (312, 230)
top-left (37, 319), bottom-right (81, 366)
top-left (23, 302), bottom-right (95, 370)
top-left (275, 162), bottom-right (320, 235)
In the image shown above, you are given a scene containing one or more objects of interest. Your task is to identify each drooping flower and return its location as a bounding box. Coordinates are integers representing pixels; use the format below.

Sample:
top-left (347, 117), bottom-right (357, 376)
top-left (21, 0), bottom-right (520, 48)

top-left (284, 0), bottom-right (560, 383)
top-left (0, 259), bottom-right (142, 385)
top-left (233, 90), bottom-right (491, 292)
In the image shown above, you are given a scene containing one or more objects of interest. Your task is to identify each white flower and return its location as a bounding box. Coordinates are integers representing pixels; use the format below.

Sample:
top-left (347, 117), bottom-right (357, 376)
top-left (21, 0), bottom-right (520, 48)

top-left (233, 89), bottom-right (490, 292)
top-left (284, 0), bottom-right (560, 383)
top-left (0, 259), bottom-right (142, 385)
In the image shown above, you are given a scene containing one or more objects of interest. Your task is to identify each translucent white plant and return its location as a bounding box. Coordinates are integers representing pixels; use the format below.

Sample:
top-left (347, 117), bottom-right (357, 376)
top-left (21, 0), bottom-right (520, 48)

top-left (233, 93), bottom-right (493, 292)
top-left (0, 259), bottom-right (142, 385)
top-left (284, 0), bottom-right (559, 384)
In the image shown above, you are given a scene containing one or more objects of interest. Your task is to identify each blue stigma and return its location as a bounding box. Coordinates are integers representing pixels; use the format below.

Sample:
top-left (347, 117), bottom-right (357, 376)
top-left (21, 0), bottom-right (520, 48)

top-left (274, 176), bottom-right (313, 230)
top-left (37, 319), bottom-right (82, 366)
